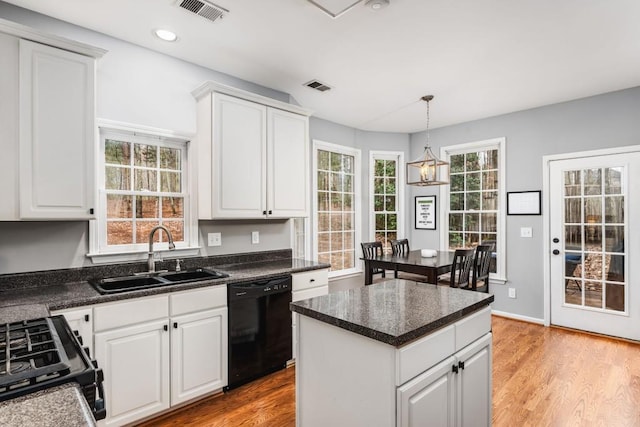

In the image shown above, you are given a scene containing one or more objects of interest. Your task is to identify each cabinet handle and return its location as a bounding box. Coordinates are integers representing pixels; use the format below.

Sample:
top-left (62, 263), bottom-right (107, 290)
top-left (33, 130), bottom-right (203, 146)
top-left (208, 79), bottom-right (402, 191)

top-left (163, 325), bottom-right (168, 332)
top-left (310, 279), bottom-right (315, 283)
top-left (263, 210), bottom-right (267, 215)
top-left (452, 365), bottom-right (459, 374)
top-left (458, 361), bottom-right (465, 370)
top-left (268, 210), bottom-right (272, 215)
top-left (84, 314), bottom-right (90, 322)
top-left (173, 322), bottom-right (178, 329)
top-left (89, 208), bottom-right (94, 215)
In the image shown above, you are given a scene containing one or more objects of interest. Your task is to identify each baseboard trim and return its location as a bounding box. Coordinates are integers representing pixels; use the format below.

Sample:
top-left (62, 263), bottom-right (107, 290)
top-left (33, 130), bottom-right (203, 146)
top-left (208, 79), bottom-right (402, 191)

top-left (491, 310), bottom-right (544, 325)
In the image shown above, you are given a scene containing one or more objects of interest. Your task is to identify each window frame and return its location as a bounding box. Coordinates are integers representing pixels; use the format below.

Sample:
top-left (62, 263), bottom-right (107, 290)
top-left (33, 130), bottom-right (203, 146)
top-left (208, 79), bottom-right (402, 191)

top-left (439, 137), bottom-right (507, 283)
top-left (312, 139), bottom-right (362, 278)
top-left (88, 120), bottom-right (200, 264)
top-left (369, 151), bottom-right (405, 251)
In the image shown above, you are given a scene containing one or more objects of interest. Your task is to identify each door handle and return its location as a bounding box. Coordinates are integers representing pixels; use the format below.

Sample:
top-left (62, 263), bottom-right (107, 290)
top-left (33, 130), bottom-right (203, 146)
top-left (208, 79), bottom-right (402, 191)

top-left (553, 249), bottom-right (560, 255)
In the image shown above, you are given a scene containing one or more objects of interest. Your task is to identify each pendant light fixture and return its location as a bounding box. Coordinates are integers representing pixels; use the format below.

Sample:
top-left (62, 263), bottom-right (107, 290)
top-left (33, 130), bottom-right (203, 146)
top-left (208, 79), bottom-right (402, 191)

top-left (406, 95), bottom-right (450, 186)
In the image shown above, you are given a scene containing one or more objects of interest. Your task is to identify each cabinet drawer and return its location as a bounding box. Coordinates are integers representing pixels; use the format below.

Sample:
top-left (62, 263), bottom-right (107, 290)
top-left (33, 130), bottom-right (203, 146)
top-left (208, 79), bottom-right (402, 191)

top-left (455, 306), bottom-right (491, 351)
top-left (292, 285), bottom-right (329, 303)
top-left (292, 269), bottom-right (328, 291)
top-left (94, 295), bottom-right (169, 332)
top-left (396, 324), bottom-right (455, 386)
top-left (170, 285), bottom-right (227, 316)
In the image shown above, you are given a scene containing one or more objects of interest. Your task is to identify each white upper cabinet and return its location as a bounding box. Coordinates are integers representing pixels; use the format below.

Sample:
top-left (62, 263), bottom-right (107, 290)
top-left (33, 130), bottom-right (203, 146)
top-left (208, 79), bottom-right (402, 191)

top-left (193, 82), bottom-right (311, 220)
top-left (0, 20), bottom-right (105, 220)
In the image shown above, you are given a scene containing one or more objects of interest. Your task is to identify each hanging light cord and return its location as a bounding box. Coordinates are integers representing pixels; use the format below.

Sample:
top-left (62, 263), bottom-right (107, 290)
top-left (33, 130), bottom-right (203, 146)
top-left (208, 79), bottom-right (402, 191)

top-left (421, 95), bottom-right (434, 151)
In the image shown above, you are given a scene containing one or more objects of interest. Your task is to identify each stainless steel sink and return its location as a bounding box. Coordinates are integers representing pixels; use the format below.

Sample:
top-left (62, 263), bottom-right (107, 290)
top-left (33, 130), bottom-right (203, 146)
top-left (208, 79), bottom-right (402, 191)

top-left (90, 268), bottom-right (229, 294)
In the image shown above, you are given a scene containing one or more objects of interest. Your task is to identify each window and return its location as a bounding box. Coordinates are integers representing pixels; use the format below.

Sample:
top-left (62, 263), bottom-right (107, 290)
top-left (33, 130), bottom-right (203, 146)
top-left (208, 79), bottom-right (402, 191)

top-left (370, 151), bottom-right (405, 253)
top-left (440, 138), bottom-right (506, 280)
top-left (313, 140), bottom-right (361, 277)
top-left (89, 122), bottom-right (198, 262)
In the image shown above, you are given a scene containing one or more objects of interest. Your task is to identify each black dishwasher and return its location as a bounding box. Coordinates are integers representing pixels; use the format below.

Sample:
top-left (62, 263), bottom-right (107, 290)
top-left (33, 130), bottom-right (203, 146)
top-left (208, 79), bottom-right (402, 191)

top-left (226, 275), bottom-right (292, 390)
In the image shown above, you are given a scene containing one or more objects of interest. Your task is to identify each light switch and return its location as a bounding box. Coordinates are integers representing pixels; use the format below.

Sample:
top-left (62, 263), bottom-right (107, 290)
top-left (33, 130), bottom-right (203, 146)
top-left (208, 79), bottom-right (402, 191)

top-left (520, 227), bottom-right (532, 238)
top-left (251, 231), bottom-right (259, 244)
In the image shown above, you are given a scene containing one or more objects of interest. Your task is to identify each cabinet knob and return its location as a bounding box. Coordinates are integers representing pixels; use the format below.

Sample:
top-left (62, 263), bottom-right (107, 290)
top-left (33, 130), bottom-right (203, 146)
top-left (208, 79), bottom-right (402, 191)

top-left (84, 314), bottom-right (90, 322)
top-left (163, 325), bottom-right (168, 332)
top-left (263, 210), bottom-right (267, 215)
top-left (268, 210), bottom-right (272, 215)
top-left (89, 208), bottom-right (94, 215)
top-left (452, 365), bottom-right (459, 374)
top-left (173, 322), bottom-right (178, 329)
top-left (458, 361), bottom-right (465, 370)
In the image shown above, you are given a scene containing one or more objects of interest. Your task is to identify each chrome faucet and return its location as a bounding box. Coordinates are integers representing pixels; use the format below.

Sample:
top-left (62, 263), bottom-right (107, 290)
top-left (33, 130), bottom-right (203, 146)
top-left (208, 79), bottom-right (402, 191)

top-left (148, 225), bottom-right (175, 273)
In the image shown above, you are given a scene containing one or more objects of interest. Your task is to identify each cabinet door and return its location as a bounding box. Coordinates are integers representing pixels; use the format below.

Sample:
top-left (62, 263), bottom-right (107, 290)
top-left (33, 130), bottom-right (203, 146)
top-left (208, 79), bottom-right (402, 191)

top-left (456, 333), bottom-right (492, 427)
top-left (212, 93), bottom-right (267, 218)
top-left (397, 356), bottom-right (456, 427)
top-left (19, 39), bottom-right (95, 220)
top-left (291, 285), bottom-right (329, 360)
top-left (171, 307), bottom-right (228, 405)
top-left (94, 319), bottom-right (170, 426)
top-left (51, 307), bottom-right (93, 357)
top-left (267, 108), bottom-right (309, 218)
top-left (0, 33), bottom-right (19, 219)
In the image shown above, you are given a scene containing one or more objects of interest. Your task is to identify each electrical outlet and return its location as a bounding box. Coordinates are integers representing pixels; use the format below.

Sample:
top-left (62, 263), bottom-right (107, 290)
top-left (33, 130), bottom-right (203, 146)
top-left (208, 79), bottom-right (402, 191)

top-left (251, 231), bottom-right (259, 244)
top-left (520, 227), bottom-right (532, 238)
top-left (208, 232), bottom-right (222, 247)
top-left (508, 287), bottom-right (516, 298)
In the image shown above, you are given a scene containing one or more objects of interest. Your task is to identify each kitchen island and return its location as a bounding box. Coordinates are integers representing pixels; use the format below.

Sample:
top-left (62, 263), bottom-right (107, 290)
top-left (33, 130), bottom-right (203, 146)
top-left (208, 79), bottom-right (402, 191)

top-left (290, 279), bottom-right (494, 427)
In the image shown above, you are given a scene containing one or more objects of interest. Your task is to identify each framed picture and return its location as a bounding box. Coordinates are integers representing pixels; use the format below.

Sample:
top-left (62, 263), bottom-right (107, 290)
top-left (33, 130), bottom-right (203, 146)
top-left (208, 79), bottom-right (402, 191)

top-left (507, 191), bottom-right (542, 215)
top-left (415, 195), bottom-right (437, 229)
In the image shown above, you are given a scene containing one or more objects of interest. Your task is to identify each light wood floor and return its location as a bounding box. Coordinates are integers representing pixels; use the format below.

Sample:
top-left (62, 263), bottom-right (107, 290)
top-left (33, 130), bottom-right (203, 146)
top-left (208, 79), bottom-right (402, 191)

top-left (137, 316), bottom-right (640, 427)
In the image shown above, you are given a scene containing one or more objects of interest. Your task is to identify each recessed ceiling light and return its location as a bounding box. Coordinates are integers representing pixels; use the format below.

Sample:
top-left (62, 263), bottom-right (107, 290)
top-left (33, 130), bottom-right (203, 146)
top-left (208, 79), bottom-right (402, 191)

top-left (365, 0), bottom-right (390, 10)
top-left (154, 29), bottom-right (178, 42)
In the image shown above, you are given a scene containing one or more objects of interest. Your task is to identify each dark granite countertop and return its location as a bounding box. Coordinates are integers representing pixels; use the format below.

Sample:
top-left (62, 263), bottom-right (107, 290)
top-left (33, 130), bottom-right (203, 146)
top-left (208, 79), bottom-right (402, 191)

top-left (0, 255), bottom-right (328, 311)
top-left (290, 279), bottom-right (494, 347)
top-left (0, 383), bottom-right (96, 427)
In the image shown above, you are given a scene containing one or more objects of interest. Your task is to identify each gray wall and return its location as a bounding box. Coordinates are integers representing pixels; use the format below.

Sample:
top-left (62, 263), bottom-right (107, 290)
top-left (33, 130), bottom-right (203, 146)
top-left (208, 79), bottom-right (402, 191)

top-left (409, 86), bottom-right (640, 320)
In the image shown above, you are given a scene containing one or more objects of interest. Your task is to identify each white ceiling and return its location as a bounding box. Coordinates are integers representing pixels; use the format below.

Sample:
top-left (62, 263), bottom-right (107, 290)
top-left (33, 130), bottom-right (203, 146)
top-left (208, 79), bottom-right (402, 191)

top-left (5, 0), bottom-right (640, 133)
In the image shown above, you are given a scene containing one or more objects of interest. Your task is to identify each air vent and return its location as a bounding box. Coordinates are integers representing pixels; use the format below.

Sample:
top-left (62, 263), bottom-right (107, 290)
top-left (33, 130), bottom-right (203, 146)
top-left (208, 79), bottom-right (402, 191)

top-left (178, 0), bottom-right (228, 23)
top-left (304, 80), bottom-right (332, 92)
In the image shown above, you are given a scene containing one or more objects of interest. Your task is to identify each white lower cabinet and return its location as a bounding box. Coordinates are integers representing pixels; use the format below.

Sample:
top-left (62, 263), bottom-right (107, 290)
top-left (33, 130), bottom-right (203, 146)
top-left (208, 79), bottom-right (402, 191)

top-left (291, 269), bottom-right (329, 360)
top-left (397, 333), bottom-right (492, 427)
top-left (93, 286), bottom-right (227, 426)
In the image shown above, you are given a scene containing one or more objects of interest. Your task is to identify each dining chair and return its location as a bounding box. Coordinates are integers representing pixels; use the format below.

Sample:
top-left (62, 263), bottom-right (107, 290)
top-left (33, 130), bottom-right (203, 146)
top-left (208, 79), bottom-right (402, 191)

top-left (448, 248), bottom-right (475, 289)
top-left (391, 239), bottom-right (410, 256)
top-left (361, 241), bottom-right (386, 280)
top-left (471, 244), bottom-right (492, 292)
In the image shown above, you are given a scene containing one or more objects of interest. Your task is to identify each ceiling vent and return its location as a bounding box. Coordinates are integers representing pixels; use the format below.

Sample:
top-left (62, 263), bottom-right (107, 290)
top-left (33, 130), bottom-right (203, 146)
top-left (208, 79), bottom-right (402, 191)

top-left (177, 0), bottom-right (228, 23)
top-left (304, 80), bottom-right (332, 92)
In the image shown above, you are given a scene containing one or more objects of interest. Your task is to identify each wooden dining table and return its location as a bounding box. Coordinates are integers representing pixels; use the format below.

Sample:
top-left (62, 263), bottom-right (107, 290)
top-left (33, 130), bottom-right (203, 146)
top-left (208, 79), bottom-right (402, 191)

top-left (362, 249), bottom-right (456, 285)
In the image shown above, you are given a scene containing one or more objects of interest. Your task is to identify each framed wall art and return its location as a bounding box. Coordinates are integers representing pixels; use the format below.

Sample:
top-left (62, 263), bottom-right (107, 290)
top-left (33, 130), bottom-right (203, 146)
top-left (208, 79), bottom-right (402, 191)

top-left (507, 190), bottom-right (542, 215)
top-left (415, 195), bottom-right (437, 229)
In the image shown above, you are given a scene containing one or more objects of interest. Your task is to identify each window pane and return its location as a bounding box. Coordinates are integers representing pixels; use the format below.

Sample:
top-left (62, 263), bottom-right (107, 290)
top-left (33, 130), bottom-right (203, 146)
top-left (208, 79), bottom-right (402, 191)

top-left (344, 232), bottom-right (354, 251)
top-left (451, 174), bottom-right (464, 192)
top-left (385, 178), bottom-right (396, 195)
top-left (342, 155), bottom-right (354, 174)
top-left (134, 169), bottom-right (157, 191)
top-left (565, 225), bottom-right (582, 249)
top-left (330, 252), bottom-right (344, 271)
top-left (385, 161), bottom-right (396, 177)
top-left (465, 233), bottom-right (480, 247)
top-left (374, 178), bottom-right (385, 193)
top-left (343, 251), bottom-right (355, 269)
top-left (318, 150), bottom-right (330, 170)
top-left (465, 213), bottom-right (480, 232)
top-left (450, 193), bottom-right (464, 211)
top-left (450, 154), bottom-right (464, 173)
top-left (105, 166), bottom-right (130, 191)
top-left (605, 167), bottom-right (622, 195)
top-left (318, 233), bottom-right (330, 252)
top-left (449, 213), bottom-right (463, 231)
top-left (466, 192), bottom-right (480, 210)
top-left (385, 196), bottom-right (396, 212)
top-left (330, 193), bottom-right (342, 211)
top-left (375, 214), bottom-right (385, 230)
top-left (344, 175), bottom-right (353, 193)
top-left (318, 192), bottom-right (329, 211)
top-left (386, 214), bottom-right (397, 231)
top-left (344, 194), bottom-right (353, 211)
top-left (331, 232), bottom-right (343, 251)
top-left (449, 233), bottom-right (463, 248)
top-left (584, 168), bottom-right (602, 196)
top-left (343, 213), bottom-right (353, 231)
top-left (105, 140), bottom-right (131, 165)
top-left (318, 213), bottom-right (330, 232)
top-left (107, 221), bottom-right (133, 245)
top-left (466, 173), bottom-right (481, 191)
top-left (604, 226), bottom-right (624, 252)
top-left (160, 147), bottom-right (181, 170)
top-left (160, 171), bottom-right (181, 193)
top-left (107, 195), bottom-right (132, 219)
top-left (466, 153), bottom-right (480, 171)
top-left (565, 198), bottom-right (582, 223)
top-left (482, 171), bottom-right (497, 190)
top-left (330, 173), bottom-right (342, 192)
top-left (330, 153), bottom-right (342, 172)
top-left (318, 171), bottom-right (329, 191)
top-left (605, 196), bottom-right (623, 223)
top-left (482, 192), bottom-right (498, 210)
top-left (136, 196), bottom-right (159, 219)
top-left (163, 220), bottom-right (184, 242)
top-left (375, 160), bottom-right (385, 176)
top-left (564, 170), bottom-right (582, 196)
top-left (134, 144), bottom-right (158, 167)
top-left (481, 213), bottom-right (497, 232)
top-left (605, 283), bottom-right (625, 311)
top-left (162, 197), bottom-right (183, 219)
top-left (374, 195), bottom-right (384, 212)
top-left (483, 150), bottom-right (498, 170)
top-left (136, 221), bottom-right (160, 244)
top-left (330, 213), bottom-right (342, 231)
